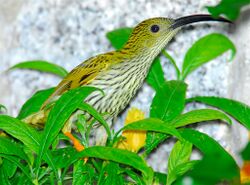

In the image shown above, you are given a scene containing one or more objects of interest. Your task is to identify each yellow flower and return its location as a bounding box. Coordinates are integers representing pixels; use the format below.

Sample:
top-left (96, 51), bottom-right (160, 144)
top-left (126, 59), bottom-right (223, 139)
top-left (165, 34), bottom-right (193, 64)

top-left (241, 161), bottom-right (250, 184)
top-left (117, 107), bottom-right (146, 153)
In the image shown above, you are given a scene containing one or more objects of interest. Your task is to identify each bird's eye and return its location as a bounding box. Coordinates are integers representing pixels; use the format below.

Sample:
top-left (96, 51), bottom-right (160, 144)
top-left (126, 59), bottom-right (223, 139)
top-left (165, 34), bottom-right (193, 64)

top-left (150, 25), bottom-right (160, 33)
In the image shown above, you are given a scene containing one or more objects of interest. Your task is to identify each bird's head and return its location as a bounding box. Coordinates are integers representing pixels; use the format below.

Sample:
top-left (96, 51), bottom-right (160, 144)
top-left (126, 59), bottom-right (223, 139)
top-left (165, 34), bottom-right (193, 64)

top-left (122, 14), bottom-right (231, 57)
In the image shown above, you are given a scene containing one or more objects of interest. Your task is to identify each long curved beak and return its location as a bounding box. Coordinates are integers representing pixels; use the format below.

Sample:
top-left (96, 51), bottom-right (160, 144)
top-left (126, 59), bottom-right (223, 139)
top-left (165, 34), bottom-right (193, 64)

top-left (171, 14), bottom-right (232, 29)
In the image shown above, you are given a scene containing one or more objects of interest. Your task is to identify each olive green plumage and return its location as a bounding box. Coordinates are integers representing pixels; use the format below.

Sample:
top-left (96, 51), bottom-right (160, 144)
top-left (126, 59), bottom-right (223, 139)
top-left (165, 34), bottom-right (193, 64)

top-left (24, 15), bottom-right (230, 135)
top-left (42, 18), bottom-right (177, 122)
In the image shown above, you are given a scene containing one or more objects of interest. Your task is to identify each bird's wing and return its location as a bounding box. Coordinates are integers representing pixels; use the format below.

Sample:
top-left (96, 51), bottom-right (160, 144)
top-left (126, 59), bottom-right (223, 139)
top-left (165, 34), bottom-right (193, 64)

top-left (41, 54), bottom-right (112, 109)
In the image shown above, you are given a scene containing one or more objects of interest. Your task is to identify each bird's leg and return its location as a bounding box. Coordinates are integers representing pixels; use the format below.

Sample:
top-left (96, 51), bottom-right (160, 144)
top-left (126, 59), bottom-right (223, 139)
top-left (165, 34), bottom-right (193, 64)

top-left (64, 132), bottom-right (85, 151)
top-left (62, 111), bottom-right (86, 152)
top-left (64, 131), bottom-right (88, 163)
top-left (62, 111), bottom-right (88, 162)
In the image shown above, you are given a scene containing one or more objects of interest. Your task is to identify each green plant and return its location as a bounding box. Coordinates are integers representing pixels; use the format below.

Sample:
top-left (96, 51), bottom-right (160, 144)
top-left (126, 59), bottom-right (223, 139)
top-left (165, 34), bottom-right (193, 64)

top-left (206, 0), bottom-right (250, 20)
top-left (1, 18), bottom-right (250, 185)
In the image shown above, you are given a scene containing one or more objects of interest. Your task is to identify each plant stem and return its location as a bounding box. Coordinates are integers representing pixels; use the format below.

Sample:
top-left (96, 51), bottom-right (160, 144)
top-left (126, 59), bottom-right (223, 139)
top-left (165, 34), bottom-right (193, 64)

top-left (162, 50), bottom-right (181, 80)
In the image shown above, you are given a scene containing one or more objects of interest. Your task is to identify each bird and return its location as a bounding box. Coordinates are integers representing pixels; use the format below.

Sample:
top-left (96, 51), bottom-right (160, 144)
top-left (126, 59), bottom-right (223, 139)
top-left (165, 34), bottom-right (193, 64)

top-left (24, 14), bottom-right (231, 149)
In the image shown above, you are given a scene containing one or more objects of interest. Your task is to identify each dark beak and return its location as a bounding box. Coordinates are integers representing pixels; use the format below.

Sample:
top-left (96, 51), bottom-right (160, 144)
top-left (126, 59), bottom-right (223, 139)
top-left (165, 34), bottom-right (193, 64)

top-left (171, 14), bottom-right (232, 29)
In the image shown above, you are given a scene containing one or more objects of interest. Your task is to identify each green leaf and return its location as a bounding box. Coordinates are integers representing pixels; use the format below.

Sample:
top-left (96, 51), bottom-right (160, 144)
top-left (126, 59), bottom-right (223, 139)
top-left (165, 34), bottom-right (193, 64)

top-left (77, 146), bottom-right (154, 184)
top-left (241, 142), bottom-right (250, 160)
top-left (0, 164), bottom-right (12, 185)
top-left (0, 137), bottom-right (30, 163)
top-left (51, 147), bottom-right (77, 168)
top-left (125, 169), bottom-right (145, 185)
top-left (0, 115), bottom-right (41, 152)
top-left (146, 58), bottom-right (165, 91)
top-left (57, 146), bottom-right (152, 184)
top-left (206, 0), bottom-right (250, 20)
top-left (169, 109), bottom-right (232, 128)
top-left (18, 88), bottom-right (54, 120)
top-left (181, 33), bottom-right (236, 80)
top-left (97, 162), bottom-right (124, 185)
top-left (0, 115), bottom-right (58, 178)
top-left (187, 96), bottom-right (250, 130)
top-left (0, 154), bottom-right (32, 182)
top-left (177, 129), bottom-right (240, 185)
top-left (2, 159), bottom-right (18, 179)
top-left (154, 172), bottom-right (167, 185)
top-left (146, 81), bottom-right (186, 155)
top-left (9, 60), bottom-right (68, 78)
top-left (145, 133), bottom-right (169, 155)
top-left (106, 28), bottom-right (133, 50)
top-left (171, 161), bottom-right (199, 184)
top-left (121, 118), bottom-right (182, 157)
top-left (150, 80), bottom-right (187, 122)
top-left (78, 103), bottom-right (111, 140)
top-left (120, 118), bottom-right (182, 140)
top-left (73, 161), bottom-right (96, 185)
top-left (11, 172), bottom-right (33, 185)
top-left (167, 140), bottom-right (193, 185)
top-left (36, 87), bottom-right (99, 173)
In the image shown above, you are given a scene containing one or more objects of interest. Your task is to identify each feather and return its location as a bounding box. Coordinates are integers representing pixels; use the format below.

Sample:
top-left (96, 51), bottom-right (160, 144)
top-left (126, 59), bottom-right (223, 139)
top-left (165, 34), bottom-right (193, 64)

top-left (41, 53), bottom-right (113, 109)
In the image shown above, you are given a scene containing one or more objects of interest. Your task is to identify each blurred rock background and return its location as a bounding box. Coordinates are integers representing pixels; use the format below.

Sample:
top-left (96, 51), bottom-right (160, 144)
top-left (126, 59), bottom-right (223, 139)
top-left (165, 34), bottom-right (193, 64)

top-left (0, 0), bottom-right (249, 172)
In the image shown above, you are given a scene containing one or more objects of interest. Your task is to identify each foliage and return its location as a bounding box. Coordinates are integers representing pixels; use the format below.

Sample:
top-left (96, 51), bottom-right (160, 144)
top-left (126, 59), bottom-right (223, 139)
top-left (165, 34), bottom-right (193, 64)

top-left (206, 0), bottom-right (250, 20)
top-left (181, 33), bottom-right (236, 80)
top-left (9, 60), bottom-right (68, 78)
top-left (18, 88), bottom-right (55, 120)
top-left (1, 16), bottom-right (250, 185)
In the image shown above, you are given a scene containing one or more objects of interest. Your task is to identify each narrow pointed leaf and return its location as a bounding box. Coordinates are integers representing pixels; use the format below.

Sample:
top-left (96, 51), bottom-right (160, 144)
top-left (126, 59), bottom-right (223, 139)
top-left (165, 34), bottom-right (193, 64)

top-left (170, 161), bottom-right (199, 184)
top-left (150, 80), bottom-right (187, 122)
top-left (97, 162), bottom-right (124, 185)
top-left (2, 159), bottom-right (18, 178)
top-left (167, 140), bottom-right (194, 185)
top-left (0, 154), bottom-right (32, 182)
top-left (125, 169), bottom-right (145, 185)
top-left (9, 60), bottom-right (68, 77)
top-left (0, 137), bottom-right (30, 163)
top-left (177, 129), bottom-right (240, 184)
top-left (18, 88), bottom-right (54, 119)
top-left (0, 115), bottom-right (58, 178)
top-left (187, 96), bottom-right (250, 130)
top-left (73, 161), bottom-right (96, 185)
top-left (181, 33), bottom-right (236, 80)
top-left (169, 109), bottom-right (232, 128)
top-left (122, 117), bottom-right (182, 157)
top-left (0, 166), bottom-right (10, 185)
top-left (77, 146), bottom-right (154, 184)
top-left (146, 81), bottom-right (187, 154)
top-left (121, 118), bottom-right (182, 140)
top-left (0, 115), bottom-right (41, 151)
top-left (78, 103), bottom-right (111, 139)
top-left (36, 87), bottom-right (100, 172)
